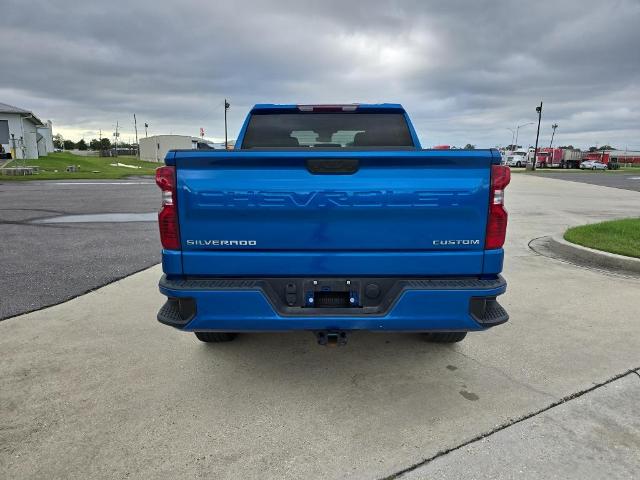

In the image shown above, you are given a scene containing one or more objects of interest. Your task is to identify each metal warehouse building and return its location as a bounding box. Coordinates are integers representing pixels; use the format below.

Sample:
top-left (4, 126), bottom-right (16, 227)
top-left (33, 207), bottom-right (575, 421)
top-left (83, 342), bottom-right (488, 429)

top-left (139, 135), bottom-right (215, 162)
top-left (0, 102), bottom-right (54, 160)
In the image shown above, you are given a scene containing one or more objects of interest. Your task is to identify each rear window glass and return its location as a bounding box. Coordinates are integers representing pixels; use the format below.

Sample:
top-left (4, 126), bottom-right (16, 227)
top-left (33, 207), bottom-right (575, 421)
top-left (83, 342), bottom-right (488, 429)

top-left (241, 113), bottom-right (414, 148)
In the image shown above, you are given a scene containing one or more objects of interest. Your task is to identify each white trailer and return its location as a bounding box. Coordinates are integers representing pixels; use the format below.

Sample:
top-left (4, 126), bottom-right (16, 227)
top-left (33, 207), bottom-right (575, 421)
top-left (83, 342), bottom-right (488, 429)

top-left (139, 135), bottom-right (203, 162)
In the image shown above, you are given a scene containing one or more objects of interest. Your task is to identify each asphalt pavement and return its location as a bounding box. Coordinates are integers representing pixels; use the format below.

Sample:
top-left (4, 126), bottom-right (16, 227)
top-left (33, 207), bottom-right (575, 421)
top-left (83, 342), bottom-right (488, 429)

top-left (1, 174), bottom-right (639, 479)
top-left (0, 178), bottom-right (160, 319)
top-left (525, 170), bottom-right (640, 192)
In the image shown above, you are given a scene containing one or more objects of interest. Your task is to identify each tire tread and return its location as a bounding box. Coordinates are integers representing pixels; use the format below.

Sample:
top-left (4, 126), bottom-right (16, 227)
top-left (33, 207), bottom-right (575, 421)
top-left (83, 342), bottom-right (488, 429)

top-left (194, 332), bottom-right (238, 343)
top-left (424, 332), bottom-right (467, 343)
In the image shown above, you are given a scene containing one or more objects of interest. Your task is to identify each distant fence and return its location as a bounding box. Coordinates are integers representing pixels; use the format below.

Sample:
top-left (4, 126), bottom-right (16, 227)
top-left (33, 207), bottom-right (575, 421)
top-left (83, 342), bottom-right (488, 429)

top-left (100, 148), bottom-right (138, 157)
top-left (68, 149), bottom-right (99, 157)
top-left (1, 166), bottom-right (38, 176)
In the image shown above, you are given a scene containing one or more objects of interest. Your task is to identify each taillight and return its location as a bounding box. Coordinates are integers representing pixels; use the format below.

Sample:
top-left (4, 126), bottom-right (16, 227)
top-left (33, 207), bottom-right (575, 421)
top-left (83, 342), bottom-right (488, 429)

top-left (485, 165), bottom-right (511, 250)
top-left (156, 166), bottom-right (180, 250)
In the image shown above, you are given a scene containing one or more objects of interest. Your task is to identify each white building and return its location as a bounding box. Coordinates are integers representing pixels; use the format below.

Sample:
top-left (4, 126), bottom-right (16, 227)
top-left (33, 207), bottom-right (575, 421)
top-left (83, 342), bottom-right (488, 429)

top-left (37, 120), bottom-right (54, 157)
top-left (0, 102), bottom-right (53, 160)
top-left (211, 139), bottom-right (236, 149)
top-left (139, 135), bottom-right (215, 162)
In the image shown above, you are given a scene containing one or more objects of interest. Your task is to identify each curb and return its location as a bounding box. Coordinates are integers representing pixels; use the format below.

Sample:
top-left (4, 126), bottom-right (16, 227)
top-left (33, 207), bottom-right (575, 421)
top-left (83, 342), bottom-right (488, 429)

top-left (548, 235), bottom-right (640, 274)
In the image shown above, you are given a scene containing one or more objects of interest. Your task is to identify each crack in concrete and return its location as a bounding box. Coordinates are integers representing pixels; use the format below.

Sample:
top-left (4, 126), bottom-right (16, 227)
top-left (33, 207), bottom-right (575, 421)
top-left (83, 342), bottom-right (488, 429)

top-left (449, 347), bottom-right (557, 401)
top-left (379, 367), bottom-right (640, 480)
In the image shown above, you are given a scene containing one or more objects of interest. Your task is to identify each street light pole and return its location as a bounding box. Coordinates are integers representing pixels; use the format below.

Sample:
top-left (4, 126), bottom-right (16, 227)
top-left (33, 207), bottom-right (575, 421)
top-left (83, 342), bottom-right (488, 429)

top-left (514, 122), bottom-right (534, 151)
top-left (532, 102), bottom-right (543, 171)
top-left (224, 99), bottom-right (230, 150)
top-left (134, 114), bottom-right (139, 158)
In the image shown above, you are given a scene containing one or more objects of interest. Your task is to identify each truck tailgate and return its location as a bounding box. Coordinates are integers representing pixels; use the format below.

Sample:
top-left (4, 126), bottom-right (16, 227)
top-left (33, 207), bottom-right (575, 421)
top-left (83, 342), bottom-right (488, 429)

top-left (172, 150), bottom-right (494, 276)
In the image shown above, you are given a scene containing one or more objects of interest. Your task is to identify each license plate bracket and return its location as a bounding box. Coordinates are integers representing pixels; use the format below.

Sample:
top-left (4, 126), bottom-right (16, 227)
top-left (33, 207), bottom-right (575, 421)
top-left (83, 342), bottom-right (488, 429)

top-left (303, 279), bottom-right (360, 308)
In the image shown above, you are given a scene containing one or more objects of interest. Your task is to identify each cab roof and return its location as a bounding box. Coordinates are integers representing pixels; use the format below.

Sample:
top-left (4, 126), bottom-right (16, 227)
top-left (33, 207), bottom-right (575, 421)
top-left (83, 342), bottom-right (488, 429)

top-left (250, 103), bottom-right (406, 114)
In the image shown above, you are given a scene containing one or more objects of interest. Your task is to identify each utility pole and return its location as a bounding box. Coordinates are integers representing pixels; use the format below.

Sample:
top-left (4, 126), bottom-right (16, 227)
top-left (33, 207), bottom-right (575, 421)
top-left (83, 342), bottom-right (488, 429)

top-left (549, 123), bottom-right (558, 148)
top-left (531, 102), bottom-right (543, 171)
top-left (144, 123), bottom-right (148, 138)
top-left (134, 114), bottom-right (139, 158)
top-left (114, 121), bottom-right (119, 158)
top-left (224, 99), bottom-right (230, 149)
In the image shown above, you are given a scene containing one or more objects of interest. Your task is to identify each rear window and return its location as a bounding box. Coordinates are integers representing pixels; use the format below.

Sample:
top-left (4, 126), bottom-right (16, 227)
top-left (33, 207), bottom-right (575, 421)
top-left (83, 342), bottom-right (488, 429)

top-left (241, 113), bottom-right (414, 149)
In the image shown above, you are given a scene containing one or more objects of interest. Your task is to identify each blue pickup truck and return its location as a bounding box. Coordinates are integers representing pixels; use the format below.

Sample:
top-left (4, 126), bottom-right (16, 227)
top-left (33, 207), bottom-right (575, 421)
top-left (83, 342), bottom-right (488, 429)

top-left (156, 104), bottom-right (510, 346)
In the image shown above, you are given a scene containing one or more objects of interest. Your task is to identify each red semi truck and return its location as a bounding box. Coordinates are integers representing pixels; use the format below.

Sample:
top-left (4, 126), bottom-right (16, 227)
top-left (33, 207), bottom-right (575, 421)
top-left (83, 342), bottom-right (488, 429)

top-left (534, 148), bottom-right (582, 168)
top-left (534, 148), bottom-right (640, 169)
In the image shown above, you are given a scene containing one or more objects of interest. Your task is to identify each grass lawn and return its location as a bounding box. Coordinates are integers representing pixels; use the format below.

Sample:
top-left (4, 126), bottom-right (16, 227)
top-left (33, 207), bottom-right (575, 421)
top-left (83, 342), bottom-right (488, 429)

top-left (564, 218), bottom-right (640, 259)
top-left (0, 152), bottom-right (160, 181)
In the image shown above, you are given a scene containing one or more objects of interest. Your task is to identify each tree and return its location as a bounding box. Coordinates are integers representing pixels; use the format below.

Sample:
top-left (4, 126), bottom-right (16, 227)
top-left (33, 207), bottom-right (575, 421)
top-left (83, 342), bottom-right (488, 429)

top-left (89, 138), bottom-right (101, 150)
top-left (99, 138), bottom-right (111, 150)
top-left (53, 134), bottom-right (64, 149)
top-left (76, 139), bottom-right (88, 151)
top-left (589, 145), bottom-right (615, 152)
top-left (63, 140), bottom-right (75, 150)
top-left (558, 145), bottom-right (575, 150)
top-left (464, 144), bottom-right (476, 150)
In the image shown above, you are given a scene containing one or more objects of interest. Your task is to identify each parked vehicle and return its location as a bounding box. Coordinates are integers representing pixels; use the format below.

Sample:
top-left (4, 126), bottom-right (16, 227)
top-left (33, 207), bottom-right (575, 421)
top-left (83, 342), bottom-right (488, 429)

top-left (580, 160), bottom-right (607, 170)
top-left (581, 151), bottom-right (634, 169)
top-left (579, 160), bottom-right (593, 169)
top-left (534, 148), bottom-right (583, 168)
top-left (504, 150), bottom-right (527, 167)
top-left (561, 149), bottom-right (584, 168)
top-left (155, 103), bottom-right (510, 346)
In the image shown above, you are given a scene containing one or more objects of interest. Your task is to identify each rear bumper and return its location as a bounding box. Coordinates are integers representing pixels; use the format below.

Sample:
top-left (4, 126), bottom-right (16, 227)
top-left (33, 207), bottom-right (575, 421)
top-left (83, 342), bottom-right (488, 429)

top-left (158, 275), bottom-right (508, 332)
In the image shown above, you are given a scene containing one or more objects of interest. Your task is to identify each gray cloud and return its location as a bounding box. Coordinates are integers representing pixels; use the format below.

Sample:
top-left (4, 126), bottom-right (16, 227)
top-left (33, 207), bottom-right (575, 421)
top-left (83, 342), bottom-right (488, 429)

top-left (2, 0), bottom-right (639, 148)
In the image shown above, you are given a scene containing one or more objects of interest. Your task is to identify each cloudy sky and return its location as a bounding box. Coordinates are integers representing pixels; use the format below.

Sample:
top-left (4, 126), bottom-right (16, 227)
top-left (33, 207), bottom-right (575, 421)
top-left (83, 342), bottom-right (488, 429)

top-left (2, 0), bottom-right (639, 149)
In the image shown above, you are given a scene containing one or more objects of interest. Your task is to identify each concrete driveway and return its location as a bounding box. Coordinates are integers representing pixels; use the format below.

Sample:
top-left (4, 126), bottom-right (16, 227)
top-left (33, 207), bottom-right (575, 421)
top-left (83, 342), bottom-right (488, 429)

top-left (1, 175), bottom-right (639, 479)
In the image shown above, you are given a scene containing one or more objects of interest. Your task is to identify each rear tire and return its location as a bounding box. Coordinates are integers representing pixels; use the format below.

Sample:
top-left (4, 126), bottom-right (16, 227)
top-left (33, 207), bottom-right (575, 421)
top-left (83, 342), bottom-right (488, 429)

top-left (423, 332), bottom-right (467, 343)
top-left (194, 332), bottom-right (238, 343)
